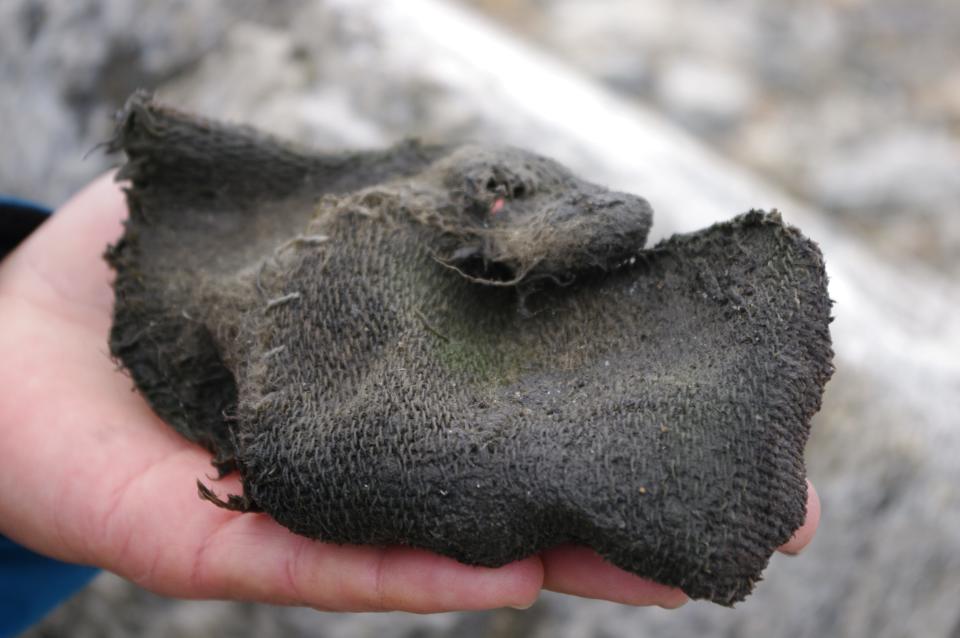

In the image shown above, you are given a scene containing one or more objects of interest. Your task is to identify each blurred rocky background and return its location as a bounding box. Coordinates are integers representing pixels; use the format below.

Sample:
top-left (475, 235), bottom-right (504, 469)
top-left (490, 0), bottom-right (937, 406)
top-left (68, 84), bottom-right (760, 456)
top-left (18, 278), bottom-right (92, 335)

top-left (3, 1), bottom-right (959, 637)
top-left (466, 0), bottom-right (960, 277)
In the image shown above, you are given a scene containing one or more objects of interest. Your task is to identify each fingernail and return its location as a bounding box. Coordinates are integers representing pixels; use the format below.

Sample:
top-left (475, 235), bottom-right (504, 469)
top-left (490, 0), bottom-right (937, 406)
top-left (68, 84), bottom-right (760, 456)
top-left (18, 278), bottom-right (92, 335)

top-left (658, 595), bottom-right (689, 609)
top-left (779, 536), bottom-right (805, 556)
top-left (510, 600), bottom-right (536, 610)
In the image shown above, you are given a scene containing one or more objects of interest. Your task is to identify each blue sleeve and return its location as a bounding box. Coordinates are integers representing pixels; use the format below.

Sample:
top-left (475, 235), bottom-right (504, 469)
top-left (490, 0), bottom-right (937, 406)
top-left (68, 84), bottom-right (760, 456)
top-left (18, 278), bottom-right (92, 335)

top-left (1, 196), bottom-right (102, 637)
top-left (0, 195), bottom-right (53, 257)
top-left (0, 537), bottom-right (100, 637)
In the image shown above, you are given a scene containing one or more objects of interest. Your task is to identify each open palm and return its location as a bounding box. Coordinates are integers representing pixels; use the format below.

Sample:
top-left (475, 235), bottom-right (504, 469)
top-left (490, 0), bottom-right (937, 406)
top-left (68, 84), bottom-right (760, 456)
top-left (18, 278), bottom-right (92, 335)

top-left (0, 174), bottom-right (817, 612)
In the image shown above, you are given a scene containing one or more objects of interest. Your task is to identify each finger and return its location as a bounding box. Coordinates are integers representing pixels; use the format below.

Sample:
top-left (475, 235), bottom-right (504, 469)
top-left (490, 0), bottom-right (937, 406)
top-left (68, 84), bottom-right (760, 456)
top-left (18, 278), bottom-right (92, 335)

top-left (190, 522), bottom-right (544, 613)
top-left (0, 172), bottom-right (126, 331)
top-left (88, 447), bottom-right (542, 613)
top-left (188, 517), bottom-right (545, 613)
top-left (541, 545), bottom-right (688, 608)
top-left (365, 546), bottom-right (542, 612)
top-left (779, 479), bottom-right (820, 555)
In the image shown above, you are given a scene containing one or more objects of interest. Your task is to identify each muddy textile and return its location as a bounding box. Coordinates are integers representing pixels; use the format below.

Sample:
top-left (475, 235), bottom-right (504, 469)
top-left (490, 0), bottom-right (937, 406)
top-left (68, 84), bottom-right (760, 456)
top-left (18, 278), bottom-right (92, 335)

top-left (107, 93), bottom-right (833, 605)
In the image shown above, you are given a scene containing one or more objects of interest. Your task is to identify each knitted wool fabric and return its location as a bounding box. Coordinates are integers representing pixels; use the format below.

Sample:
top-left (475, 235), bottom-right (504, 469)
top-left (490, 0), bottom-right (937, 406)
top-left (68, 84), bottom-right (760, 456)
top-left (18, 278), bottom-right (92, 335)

top-left (107, 93), bottom-right (833, 606)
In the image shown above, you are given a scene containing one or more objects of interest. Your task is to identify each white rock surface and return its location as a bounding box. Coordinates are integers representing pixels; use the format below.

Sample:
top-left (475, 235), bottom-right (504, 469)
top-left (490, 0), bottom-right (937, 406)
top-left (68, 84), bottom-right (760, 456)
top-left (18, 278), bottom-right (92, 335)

top-left (655, 56), bottom-right (757, 128)
top-left (808, 128), bottom-right (960, 214)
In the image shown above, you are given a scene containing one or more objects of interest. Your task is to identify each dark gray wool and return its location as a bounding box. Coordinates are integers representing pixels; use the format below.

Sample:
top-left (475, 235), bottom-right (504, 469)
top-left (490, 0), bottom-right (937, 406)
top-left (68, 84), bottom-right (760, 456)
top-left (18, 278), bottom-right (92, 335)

top-left (106, 92), bottom-right (834, 606)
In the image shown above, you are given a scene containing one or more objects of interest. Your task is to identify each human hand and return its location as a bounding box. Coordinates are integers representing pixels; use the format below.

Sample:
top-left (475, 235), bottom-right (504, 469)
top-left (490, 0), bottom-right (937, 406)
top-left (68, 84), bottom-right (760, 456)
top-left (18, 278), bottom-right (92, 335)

top-left (0, 174), bottom-right (818, 612)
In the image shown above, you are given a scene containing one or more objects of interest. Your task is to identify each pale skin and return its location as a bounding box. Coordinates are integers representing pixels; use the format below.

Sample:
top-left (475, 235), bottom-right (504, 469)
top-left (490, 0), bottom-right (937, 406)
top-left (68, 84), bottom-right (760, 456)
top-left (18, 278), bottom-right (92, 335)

top-left (0, 174), bottom-right (820, 612)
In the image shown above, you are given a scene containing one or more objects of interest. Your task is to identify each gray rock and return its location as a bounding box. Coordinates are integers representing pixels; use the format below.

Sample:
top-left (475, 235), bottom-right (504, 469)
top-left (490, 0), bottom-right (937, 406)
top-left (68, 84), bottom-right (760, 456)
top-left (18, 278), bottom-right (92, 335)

top-left (807, 128), bottom-right (960, 215)
top-left (654, 56), bottom-right (757, 131)
top-left (0, 0), bottom-right (301, 206)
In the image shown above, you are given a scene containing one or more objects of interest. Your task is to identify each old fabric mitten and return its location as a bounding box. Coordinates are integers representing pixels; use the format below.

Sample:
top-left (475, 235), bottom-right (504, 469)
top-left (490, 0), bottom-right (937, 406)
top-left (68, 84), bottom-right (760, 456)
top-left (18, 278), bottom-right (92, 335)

top-left (107, 93), bottom-right (833, 605)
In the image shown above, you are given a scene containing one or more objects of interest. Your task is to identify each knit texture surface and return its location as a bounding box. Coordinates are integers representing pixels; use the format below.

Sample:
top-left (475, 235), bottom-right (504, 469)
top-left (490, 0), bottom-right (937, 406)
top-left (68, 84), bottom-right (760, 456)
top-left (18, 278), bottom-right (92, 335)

top-left (107, 93), bottom-right (834, 605)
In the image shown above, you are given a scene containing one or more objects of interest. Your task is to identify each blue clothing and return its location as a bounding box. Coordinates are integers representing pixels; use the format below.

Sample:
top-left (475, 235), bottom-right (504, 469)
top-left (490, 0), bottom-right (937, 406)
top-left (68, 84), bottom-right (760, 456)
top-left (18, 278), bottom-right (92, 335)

top-left (0, 537), bottom-right (99, 637)
top-left (1, 196), bottom-right (101, 637)
top-left (0, 196), bottom-right (51, 256)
